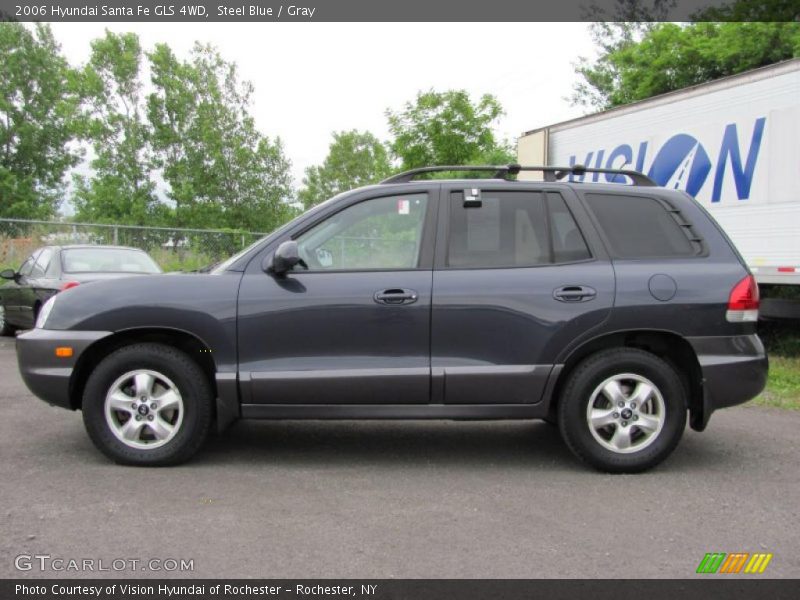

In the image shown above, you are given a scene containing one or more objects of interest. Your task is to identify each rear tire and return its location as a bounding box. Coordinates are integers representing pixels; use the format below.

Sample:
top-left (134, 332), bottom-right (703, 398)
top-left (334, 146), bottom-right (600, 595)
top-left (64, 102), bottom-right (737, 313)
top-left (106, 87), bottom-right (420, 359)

top-left (82, 343), bottom-right (213, 466)
top-left (558, 348), bottom-right (687, 473)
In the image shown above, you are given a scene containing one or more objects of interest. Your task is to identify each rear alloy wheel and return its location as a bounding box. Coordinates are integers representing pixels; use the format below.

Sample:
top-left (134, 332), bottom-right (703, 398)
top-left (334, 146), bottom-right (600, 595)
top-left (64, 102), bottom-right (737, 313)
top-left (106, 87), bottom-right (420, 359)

top-left (0, 305), bottom-right (14, 337)
top-left (83, 343), bottom-right (213, 466)
top-left (558, 348), bottom-right (687, 473)
top-left (585, 373), bottom-right (666, 454)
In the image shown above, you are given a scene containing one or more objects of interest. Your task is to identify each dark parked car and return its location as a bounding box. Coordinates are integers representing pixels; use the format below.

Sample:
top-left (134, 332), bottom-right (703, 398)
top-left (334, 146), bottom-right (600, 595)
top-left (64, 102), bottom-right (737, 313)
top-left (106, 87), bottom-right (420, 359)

top-left (16, 165), bottom-right (768, 471)
top-left (1, 245), bottom-right (162, 335)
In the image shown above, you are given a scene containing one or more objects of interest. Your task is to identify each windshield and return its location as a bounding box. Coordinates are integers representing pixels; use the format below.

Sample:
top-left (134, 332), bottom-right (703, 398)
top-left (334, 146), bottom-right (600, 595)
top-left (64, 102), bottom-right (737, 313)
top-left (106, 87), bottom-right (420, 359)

top-left (61, 248), bottom-right (162, 274)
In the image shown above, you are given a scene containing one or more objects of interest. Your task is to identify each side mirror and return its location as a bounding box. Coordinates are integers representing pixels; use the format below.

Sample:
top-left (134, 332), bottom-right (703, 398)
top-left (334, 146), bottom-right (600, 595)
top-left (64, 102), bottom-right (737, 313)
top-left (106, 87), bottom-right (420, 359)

top-left (266, 240), bottom-right (305, 276)
top-left (0, 269), bottom-right (16, 281)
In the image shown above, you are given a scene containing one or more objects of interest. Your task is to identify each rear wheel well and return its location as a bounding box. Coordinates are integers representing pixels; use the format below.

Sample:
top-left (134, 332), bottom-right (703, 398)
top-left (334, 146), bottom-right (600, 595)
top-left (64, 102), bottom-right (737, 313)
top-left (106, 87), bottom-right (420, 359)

top-left (549, 331), bottom-right (702, 419)
top-left (69, 328), bottom-right (217, 410)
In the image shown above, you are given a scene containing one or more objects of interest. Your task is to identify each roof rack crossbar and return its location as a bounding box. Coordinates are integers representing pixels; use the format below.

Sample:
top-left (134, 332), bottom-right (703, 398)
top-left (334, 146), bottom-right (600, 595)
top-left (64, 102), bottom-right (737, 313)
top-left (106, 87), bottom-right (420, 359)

top-left (380, 164), bottom-right (656, 187)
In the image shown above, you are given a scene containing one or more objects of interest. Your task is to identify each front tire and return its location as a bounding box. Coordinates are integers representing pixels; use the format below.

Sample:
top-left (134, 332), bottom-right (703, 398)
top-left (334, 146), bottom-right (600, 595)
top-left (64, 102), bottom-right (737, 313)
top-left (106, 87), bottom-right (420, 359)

top-left (558, 348), bottom-right (687, 473)
top-left (82, 343), bottom-right (213, 466)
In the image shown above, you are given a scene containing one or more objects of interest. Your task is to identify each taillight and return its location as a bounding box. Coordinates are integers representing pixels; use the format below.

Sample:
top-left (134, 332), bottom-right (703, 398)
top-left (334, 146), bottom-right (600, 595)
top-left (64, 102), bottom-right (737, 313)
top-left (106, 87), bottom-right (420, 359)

top-left (726, 274), bottom-right (759, 322)
top-left (60, 281), bottom-right (80, 291)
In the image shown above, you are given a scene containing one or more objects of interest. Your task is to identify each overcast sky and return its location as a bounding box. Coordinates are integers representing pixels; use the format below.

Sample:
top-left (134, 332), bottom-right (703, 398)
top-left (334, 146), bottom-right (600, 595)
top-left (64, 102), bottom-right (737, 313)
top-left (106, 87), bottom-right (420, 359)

top-left (50, 22), bottom-right (598, 187)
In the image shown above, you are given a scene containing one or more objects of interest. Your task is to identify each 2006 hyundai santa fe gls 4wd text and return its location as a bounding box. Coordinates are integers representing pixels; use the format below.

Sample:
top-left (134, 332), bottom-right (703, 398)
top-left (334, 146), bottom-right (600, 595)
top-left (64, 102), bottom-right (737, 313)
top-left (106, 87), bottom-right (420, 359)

top-left (16, 164), bottom-right (768, 472)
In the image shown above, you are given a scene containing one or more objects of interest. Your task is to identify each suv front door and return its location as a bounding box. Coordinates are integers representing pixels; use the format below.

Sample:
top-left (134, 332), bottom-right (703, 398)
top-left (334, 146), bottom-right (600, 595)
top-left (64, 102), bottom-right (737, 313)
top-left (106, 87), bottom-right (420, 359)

top-left (431, 184), bottom-right (615, 405)
top-left (237, 188), bottom-right (437, 406)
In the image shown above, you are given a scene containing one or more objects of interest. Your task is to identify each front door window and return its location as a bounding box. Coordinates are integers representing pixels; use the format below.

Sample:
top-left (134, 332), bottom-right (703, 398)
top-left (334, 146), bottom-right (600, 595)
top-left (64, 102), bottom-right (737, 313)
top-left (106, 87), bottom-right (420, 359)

top-left (296, 194), bottom-right (428, 271)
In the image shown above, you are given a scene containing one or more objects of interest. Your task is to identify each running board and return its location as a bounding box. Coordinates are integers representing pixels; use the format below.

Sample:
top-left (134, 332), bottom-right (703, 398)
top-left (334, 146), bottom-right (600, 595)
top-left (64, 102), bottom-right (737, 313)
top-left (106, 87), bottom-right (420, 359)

top-left (240, 403), bottom-right (547, 420)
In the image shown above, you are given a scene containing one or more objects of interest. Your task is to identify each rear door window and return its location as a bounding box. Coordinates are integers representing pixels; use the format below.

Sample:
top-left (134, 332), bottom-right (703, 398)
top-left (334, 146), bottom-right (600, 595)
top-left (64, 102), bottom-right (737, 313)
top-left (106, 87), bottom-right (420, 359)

top-left (446, 191), bottom-right (591, 268)
top-left (547, 193), bottom-right (592, 263)
top-left (447, 191), bottom-right (549, 268)
top-left (61, 248), bottom-right (161, 273)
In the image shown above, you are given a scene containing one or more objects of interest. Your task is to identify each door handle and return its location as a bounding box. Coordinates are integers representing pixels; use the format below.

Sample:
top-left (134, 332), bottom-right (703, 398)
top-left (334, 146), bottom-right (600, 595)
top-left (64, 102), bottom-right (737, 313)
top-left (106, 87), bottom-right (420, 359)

top-left (553, 285), bottom-right (597, 302)
top-left (374, 288), bottom-right (418, 305)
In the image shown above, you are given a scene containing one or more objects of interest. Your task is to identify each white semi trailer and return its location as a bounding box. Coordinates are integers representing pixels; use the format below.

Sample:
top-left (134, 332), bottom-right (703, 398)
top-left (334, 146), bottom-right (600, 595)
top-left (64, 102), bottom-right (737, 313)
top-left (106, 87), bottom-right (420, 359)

top-left (517, 58), bottom-right (800, 318)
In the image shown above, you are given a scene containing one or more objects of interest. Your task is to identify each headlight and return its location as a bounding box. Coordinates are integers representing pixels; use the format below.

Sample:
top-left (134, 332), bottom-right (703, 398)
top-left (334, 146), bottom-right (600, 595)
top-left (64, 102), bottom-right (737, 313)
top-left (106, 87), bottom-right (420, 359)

top-left (36, 295), bottom-right (57, 329)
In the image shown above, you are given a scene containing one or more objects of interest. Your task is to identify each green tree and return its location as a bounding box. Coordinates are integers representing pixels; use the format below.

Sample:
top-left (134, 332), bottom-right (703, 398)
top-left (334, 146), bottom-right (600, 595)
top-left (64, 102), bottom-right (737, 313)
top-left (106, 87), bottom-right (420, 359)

top-left (298, 130), bottom-right (392, 209)
top-left (0, 23), bottom-right (81, 220)
top-left (573, 20), bottom-right (800, 110)
top-left (386, 90), bottom-right (514, 171)
top-left (148, 42), bottom-right (294, 233)
top-left (73, 31), bottom-right (165, 225)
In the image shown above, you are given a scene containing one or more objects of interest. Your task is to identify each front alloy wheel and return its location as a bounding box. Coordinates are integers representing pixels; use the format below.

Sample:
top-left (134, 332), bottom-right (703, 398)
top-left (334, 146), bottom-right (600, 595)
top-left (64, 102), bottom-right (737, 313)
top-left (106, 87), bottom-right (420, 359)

top-left (105, 369), bottom-right (184, 449)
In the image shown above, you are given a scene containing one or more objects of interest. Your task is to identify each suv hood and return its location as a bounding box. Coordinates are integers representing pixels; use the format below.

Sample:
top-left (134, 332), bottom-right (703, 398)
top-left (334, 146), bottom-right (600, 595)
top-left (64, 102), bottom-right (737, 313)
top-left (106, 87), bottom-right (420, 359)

top-left (43, 272), bottom-right (242, 332)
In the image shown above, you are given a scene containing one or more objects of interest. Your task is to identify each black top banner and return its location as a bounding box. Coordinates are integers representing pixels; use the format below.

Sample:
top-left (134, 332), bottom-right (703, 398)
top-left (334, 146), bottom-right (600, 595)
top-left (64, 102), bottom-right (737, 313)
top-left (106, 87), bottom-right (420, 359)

top-left (1, 0), bottom-right (798, 22)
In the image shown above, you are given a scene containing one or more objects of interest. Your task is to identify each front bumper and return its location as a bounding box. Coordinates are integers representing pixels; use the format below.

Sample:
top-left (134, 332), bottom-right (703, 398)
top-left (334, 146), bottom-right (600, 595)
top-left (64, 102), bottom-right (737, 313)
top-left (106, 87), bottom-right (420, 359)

top-left (687, 334), bottom-right (768, 430)
top-left (16, 329), bottom-right (111, 409)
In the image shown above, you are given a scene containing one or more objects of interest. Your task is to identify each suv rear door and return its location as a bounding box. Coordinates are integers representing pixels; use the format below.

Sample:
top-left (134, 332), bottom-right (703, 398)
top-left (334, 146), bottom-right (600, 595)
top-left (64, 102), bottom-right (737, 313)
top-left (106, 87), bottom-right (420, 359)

top-left (431, 183), bottom-right (615, 404)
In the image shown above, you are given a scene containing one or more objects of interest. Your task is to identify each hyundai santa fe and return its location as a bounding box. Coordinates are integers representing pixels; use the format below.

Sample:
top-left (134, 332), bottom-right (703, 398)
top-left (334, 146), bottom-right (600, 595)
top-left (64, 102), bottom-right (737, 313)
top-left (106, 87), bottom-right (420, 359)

top-left (16, 164), bottom-right (768, 472)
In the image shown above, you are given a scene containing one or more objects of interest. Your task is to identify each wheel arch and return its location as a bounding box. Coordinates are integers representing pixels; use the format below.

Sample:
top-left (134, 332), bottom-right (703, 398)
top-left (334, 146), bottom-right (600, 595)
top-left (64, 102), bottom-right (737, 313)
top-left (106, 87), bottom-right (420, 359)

top-left (69, 327), bottom-right (219, 412)
top-left (547, 329), bottom-right (703, 428)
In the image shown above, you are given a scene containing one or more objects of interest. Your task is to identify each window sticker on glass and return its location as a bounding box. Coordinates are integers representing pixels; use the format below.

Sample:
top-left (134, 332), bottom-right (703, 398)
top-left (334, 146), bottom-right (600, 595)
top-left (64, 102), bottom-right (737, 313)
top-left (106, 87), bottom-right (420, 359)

top-left (397, 199), bottom-right (410, 215)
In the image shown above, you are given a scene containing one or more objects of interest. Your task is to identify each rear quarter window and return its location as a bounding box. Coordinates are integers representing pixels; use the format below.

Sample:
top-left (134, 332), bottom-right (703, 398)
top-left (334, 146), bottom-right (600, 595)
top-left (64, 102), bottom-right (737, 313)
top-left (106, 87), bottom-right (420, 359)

top-left (583, 193), bottom-right (699, 259)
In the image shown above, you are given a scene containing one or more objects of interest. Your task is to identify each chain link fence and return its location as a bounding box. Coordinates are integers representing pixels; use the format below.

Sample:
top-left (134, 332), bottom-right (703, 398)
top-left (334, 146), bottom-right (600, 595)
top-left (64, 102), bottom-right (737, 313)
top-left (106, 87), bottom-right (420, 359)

top-left (0, 218), bottom-right (268, 273)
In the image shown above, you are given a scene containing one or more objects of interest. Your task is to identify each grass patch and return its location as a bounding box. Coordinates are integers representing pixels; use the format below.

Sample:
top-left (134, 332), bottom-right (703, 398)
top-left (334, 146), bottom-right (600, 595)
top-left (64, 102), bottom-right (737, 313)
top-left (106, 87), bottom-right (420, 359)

top-left (753, 356), bottom-right (800, 410)
top-left (147, 248), bottom-right (216, 272)
top-left (754, 321), bottom-right (800, 410)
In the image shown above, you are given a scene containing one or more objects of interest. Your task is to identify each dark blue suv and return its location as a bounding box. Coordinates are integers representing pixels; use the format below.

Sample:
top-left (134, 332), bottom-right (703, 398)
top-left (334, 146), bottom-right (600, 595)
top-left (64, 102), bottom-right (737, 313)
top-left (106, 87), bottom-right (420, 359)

top-left (16, 165), bottom-right (768, 472)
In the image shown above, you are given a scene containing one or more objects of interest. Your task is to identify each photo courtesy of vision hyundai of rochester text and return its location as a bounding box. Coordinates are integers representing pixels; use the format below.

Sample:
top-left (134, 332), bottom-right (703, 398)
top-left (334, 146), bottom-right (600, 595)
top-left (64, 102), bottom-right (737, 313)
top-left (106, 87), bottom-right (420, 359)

top-left (13, 164), bottom-right (767, 473)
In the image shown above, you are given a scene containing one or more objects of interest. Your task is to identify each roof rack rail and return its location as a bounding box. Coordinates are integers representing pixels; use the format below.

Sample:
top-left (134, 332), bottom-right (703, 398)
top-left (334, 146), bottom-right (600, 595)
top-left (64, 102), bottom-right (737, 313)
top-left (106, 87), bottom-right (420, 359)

top-left (380, 164), bottom-right (657, 187)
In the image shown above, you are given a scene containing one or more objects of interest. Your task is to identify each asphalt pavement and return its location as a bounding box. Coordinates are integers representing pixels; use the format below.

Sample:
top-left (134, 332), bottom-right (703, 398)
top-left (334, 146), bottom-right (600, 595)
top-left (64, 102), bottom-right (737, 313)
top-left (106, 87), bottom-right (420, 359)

top-left (1, 335), bottom-right (798, 579)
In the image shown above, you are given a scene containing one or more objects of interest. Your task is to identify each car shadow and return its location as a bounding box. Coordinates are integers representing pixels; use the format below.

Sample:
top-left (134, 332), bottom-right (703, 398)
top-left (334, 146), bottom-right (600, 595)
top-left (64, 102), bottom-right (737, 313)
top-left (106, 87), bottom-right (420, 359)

top-left (195, 419), bottom-right (582, 471)
top-left (187, 419), bottom-right (738, 475)
top-left (53, 409), bottom-right (737, 474)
